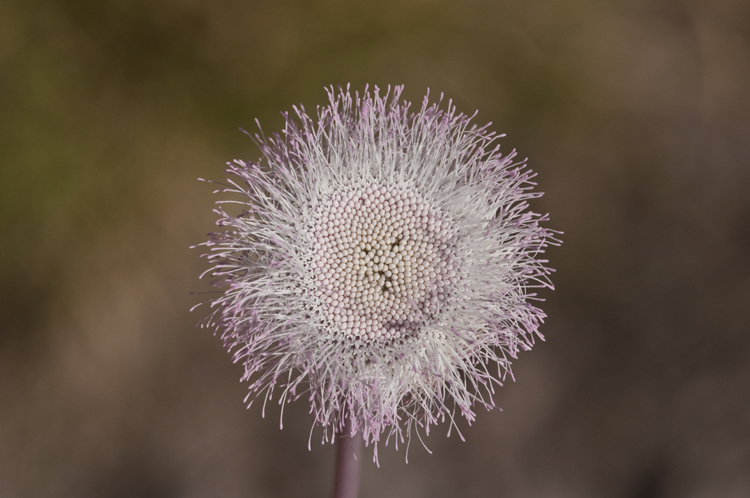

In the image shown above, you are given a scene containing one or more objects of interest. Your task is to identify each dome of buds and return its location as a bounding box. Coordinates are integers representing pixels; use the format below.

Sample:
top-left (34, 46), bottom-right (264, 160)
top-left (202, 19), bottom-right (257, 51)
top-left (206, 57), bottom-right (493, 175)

top-left (199, 85), bottom-right (558, 463)
top-left (312, 186), bottom-right (458, 342)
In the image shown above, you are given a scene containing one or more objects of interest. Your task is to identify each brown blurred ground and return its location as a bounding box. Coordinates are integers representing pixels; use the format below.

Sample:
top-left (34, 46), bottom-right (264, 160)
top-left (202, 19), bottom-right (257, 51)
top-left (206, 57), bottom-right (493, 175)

top-left (1, 0), bottom-right (749, 496)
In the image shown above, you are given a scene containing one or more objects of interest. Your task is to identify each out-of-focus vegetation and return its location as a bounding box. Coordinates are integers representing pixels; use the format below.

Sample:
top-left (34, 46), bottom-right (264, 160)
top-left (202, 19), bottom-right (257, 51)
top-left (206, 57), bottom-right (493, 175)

top-left (2, 0), bottom-right (749, 496)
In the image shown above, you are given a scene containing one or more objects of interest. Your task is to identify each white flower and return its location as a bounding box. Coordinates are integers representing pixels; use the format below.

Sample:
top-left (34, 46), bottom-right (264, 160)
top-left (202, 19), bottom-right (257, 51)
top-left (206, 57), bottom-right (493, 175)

top-left (199, 85), bottom-right (558, 463)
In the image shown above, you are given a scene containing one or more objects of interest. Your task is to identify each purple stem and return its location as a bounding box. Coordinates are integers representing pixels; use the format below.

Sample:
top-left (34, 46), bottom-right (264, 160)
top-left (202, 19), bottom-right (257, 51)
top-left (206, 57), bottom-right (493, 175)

top-left (332, 417), bottom-right (363, 498)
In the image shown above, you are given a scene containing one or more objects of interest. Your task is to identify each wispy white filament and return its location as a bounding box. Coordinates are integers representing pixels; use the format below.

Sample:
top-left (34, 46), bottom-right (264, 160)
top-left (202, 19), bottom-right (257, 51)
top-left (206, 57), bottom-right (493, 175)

top-left (199, 85), bottom-right (558, 464)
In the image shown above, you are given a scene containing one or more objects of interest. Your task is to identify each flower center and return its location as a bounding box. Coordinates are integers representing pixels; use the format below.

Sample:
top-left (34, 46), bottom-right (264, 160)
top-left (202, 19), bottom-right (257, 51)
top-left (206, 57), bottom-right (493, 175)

top-left (311, 185), bottom-right (459, 342)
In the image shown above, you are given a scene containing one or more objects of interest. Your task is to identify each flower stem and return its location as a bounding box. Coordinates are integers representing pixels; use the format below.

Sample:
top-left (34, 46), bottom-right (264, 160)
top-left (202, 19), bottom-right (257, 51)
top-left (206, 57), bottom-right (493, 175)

top-left (332, 417), bottom-right (363, 498)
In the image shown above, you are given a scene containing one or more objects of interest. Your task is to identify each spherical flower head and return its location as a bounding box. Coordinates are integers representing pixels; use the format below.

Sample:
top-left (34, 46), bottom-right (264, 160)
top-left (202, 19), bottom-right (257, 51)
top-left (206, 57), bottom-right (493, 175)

top-left (200, 85), bottom-right (558, 463)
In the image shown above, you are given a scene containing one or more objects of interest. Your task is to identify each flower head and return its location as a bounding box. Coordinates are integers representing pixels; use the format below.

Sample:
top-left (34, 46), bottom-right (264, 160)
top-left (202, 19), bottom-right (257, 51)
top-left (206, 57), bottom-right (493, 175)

top-left (200, 85), bottom-right (557, 462)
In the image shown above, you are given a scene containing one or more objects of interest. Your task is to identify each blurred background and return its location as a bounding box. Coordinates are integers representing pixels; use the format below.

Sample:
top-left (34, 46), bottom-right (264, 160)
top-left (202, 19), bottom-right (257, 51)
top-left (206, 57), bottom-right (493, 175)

top-left (1, 0), bottom-right (749, 496)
